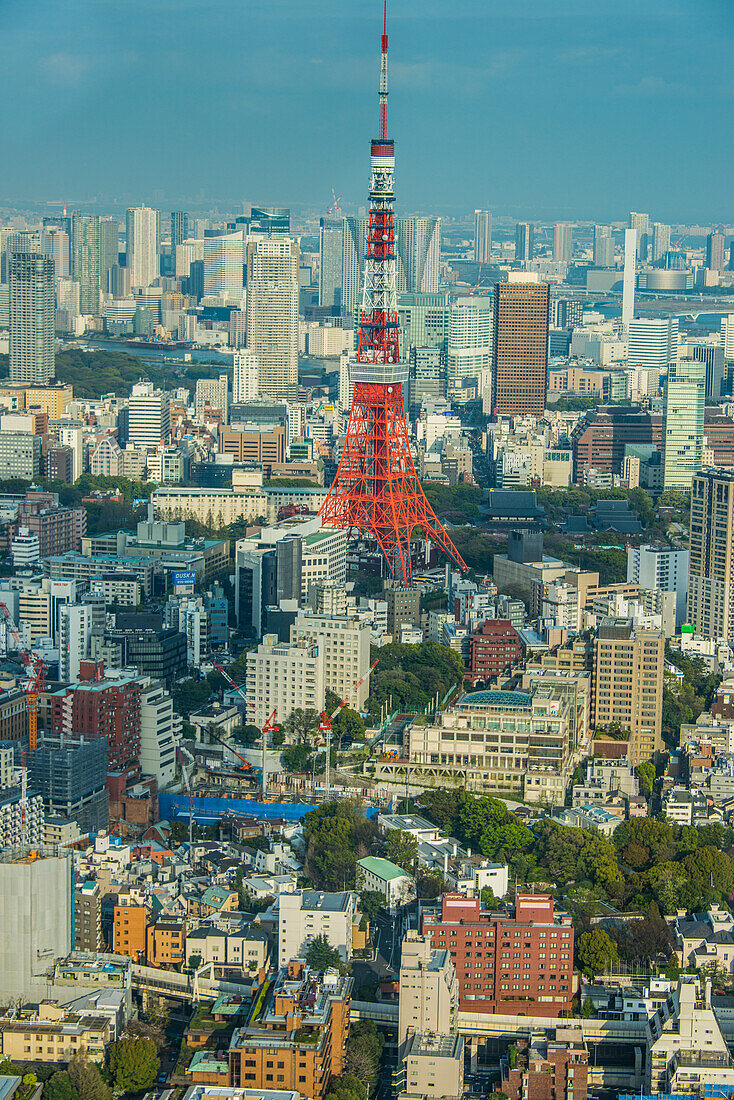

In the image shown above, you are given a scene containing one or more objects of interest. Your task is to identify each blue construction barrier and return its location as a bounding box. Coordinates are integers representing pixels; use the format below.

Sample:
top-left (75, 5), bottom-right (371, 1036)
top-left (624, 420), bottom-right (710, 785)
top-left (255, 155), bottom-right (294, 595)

top-left (159, 792), bottom-right (380, 823)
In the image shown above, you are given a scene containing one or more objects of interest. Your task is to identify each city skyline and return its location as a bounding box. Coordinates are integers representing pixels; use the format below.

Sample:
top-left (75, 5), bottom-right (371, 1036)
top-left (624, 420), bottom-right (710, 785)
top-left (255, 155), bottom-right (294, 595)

top-left (1, 0), bottom-right (732, 221)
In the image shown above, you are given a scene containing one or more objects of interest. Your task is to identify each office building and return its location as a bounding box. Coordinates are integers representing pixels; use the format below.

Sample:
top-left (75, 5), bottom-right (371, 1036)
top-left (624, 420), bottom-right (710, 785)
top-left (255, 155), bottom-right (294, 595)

top-left (707, 231), bottom-right (726, 272)
top-left (71, 213), bottom-right (101, 314)
top-left (467, 619), bottom-right (523, 684)
top-left (593, 225), bottom-right (614, 268)
top-left (515, 222), bottom-right (534, 263)
top-left (28, 734), bottom-right (109, 833)
top-left (9, 253), bottom-right (55, 384)
top-left (41, 226), bottom-right (70, 278)
top-left (196, 375), bottom-right (229, 423)
top-left (592, 617), bottom-right (665, 763)
top-left (622, 227), bottom-right (636, 329)
top-left (126, 206), bottom-right (160, 288)
top-left (0, 432), bottom-right (42, 479)
top-left (290, 612), bottom-right (371, 708)
top-left (627, 317), bottom-right (679, 371)
top-left (171, 211), bottom-right (189, 251)
top-left (341, 215), bottom-right (370, 318)
top-left (421, 893), bottom-right (574, 1017)
top-left (319, 217), bottom-right (344, 310)
top-left (400, 1032), bottom-right (465, 1100)
top-left (553, 223), bottom-right (573, 262)
top-left (249, 206), bottom-right (290, 235)
top-left (409, 346), bottom-right (447, 414)
top-left (50, 665), bottom-right (142, 779)
top-left (99, 218), bottom-right (119, 287)
top-left (627, 545), bottom-right (689, 628)
top-left (0, 848), bottom-right (73, 1001)
top-left (492, 274), bottom-right (549, 417)
top-left (398, 292), bottom-right (449, 354)
top-left (652, 222), bottom-right (671, 264)
top-left (447, 297), bottom-right (493, 397)
top-left (629, 212), bottom-right (650, 260)
top-left (398, 931), bottom-right (459, 1044)
top-left (571, 405), bottom-right (662, 482)
top-left (474, 210), bottom-right (492, 263)
top-left (662, 358), bottom-right (705, 490)
top-left (246, 634), bottom-right (325, 728)
top-left (278, 889), bottom-right (356, 964)
top-left (246, 237), bottom-right (299, 397)
top-left (687, 468), bottom-right (734, 643)
top-left (203, 230), bottom-right (246, 299)
top-left (385, 586), bottom-right (421, 638)
top-left (128, 381), bottom-right (171, 447)
top-left (396, 216), bottom-right (441, 294)
top-left (233, 349), bottom-right (260, 403)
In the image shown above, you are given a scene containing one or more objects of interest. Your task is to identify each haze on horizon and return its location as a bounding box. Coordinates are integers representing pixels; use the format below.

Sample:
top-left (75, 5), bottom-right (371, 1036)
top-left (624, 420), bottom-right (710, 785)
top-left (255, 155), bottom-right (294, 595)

top-left (1, 0), bottom-right (732, 223)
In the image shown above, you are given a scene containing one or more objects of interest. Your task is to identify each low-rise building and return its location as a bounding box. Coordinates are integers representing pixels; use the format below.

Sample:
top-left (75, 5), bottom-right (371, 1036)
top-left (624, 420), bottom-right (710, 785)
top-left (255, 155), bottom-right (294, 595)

top-left (399, 1032), bottom-right (464, 1100)
top-left (278, 890), bottom-right (356, 965)
top-left (0, 1007), bottom-right (110, 1064)
top-left (356, 857), bottom-right (415, 912)
top-left (500, 1030), bottom-right (588, 1100)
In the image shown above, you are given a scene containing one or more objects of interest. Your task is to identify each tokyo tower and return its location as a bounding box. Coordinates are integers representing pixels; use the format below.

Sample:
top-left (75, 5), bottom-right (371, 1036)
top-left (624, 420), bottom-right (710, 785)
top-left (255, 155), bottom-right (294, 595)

top-left (319, 2), bottom-right (467, 586)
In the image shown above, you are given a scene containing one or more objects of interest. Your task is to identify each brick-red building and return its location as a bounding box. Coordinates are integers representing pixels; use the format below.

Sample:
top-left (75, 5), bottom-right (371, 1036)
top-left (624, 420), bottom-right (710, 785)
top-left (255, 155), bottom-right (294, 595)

top-left (50, 660), bottom-right (141, 781)
top-left (501, 1032), bottom-right (588, 1100)
top-left (11, 490), bottom-right (86, 557)
top-left (421, 894), bottom-right (574, 1017)
top-left (571, 406), bottom-right (662, 483)
top-left (468, 619), bottom-right (523, 684)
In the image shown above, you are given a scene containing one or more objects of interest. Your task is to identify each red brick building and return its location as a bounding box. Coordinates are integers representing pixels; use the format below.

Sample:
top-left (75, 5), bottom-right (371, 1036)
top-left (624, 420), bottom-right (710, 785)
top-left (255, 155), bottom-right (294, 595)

top-left (11, 490), bottom-right (86, 557)
top-left (468, 619), bottom-right (523, 684)
top-left (571, 406), bottom-right (662, 483)
top-left (421, 894), bottom-right (574, 1017)
top-left (501, 1032), bottom-right (588, 1100)
top-left (50, 661), bottom-right (141, 781)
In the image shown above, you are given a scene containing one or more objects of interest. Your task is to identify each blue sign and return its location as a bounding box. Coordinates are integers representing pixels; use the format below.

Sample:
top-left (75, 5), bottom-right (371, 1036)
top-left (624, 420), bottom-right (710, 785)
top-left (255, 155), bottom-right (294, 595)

top-left (173, 570), bottom-right (197, 586)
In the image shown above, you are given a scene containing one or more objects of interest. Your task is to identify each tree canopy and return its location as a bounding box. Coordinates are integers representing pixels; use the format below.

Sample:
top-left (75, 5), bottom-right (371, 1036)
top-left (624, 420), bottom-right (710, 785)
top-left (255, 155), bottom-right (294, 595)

top-left (108, 1038), bottom-right (160, 1093)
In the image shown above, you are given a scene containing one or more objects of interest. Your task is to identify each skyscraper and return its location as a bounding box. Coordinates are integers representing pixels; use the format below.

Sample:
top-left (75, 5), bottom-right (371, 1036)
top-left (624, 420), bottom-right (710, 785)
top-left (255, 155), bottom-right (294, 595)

top-left (593, 225), bottom-right (614, 268)
top-left (474, 210), bottom-right (492, 263)
top-left (491, 273), bottom-right (549, 417)
top-left (706, 232), bottom-right (725, 272)
top-left (99, 217), bottom-right (119, 289)
top-left (621, 228), bottom-right (636, 330)
top-left (128, 381), bottom-right (171, 446)
top-left (629, 211), bottom-right (651, 260)
top-left (41, 227), bottom-right (70, 279)
top-left (662, 358), bottom-right (705, 490)
top-left (515, 222), bottom-right (534, 263)
top-left (396, 216), bottom-right (441, 293)
top-left (687, 469), bottom-right (734, 643)
top-left (553, 223), bottom-right (573, 262)
top-left (9, 253), bottom-right (55, 385)
top-left (628, 317), bottom-right (679, 371)
top-left (652, 222), bottom-right (671, 264)
top-left (233, 349), bottom-right (260, 403)
top-left (249, 207), bottom-right (290, 235)
top-left (126, 206), bottom-right (160, 289)
top-left (246, 236), bottom-right (299, 397)
top-left (71, 213), bottom-right (101, 315)
top-left (171, 211), bottom-right (189, 251)
top-left (319, 217), bottom-right (344, 310)
top-left (202, 231), bottom-right (246, 299)
top-left (447, 297), bottom-right (493, 397)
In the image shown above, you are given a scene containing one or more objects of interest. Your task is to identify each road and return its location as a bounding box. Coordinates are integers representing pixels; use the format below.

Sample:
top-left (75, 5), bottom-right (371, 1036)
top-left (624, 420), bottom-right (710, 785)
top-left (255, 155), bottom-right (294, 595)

top-left (373, 905), bottom-right (417, 974)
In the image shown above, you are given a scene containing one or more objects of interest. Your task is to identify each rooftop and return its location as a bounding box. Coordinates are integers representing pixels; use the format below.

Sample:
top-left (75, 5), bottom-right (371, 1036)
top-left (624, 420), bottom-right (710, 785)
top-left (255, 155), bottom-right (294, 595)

top-left (358, 856), bottom-right (409, 882)
top-left (458, 689), bottom-right (532, 709)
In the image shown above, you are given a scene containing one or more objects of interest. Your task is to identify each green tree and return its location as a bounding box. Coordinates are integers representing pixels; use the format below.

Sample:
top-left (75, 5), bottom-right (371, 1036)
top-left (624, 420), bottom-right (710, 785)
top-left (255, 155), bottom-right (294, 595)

top-left (44, 1074), bottom-right (79, 1100)
top-left (577, 929), bottom-right (619, 976)
top-left (384, 828), bottom-right (418, 870)
top-left (284, 708), bottom-right (321, 744)
top-left (305, 934), bottom-right (343, 971)
top-left (108, 1038), bottom-right (160, 1093)
top-left (326, 1075), bottom-right (368, 1100)
top-left (333, 707), bottom-right (366, 746)
top-left (282, 743), bottom-right (313, 772)
top-left (305, 800), bottom-right (378, 890)
top-left (358, 890), bottom-right (384, 923)
top-left (635, 761), bottom-right (655, 799)
top-left (345, 1021), bottom-right (385, 1089)
top-left (416, 869), bottom-right (446, 899)
top-left (67, 1058), bottom-right (111, 1100)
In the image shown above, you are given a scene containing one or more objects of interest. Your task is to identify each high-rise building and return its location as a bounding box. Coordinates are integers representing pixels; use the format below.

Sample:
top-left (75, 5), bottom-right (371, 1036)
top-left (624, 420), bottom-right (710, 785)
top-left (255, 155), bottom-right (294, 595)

top-left (195, 374), bottom-right (229, 423)
top-left (629, 212), bottom-right (651, 260)
top-left (652, 222), bottom-right (671, 264)
top-left (98, 217), bottom-right (119, 289)
top-left (447, 296), bottom-right (493, 397)
top-left (553, 223), bottom-right (573, 262)
top-left (398, 292), bottom-right (449, 353)
top-left (170, 211), bottom-right (189, 251)
top-left (139, 677), bottom-right (177, 787)
top-left (249, 206), bottom-right (290, 235)
top-left (398, 931), bottom-right (458, 1044)
top-left (126, 206), bottom-right (160, 289)
top-left (687, 468), bottom-right (734, 643)
top-left (28, 735), bottom-right (108, 833)
top-left (706, 231), bottom-right (726, 272)
top-left (233, 348), bottom-right (260, 402)
top-left (515, 222), bottom-right (534, 263)
top-left (41, 227), bottom-right (70, 279)
top-left (491, 274), bottom-right (549, 417)
top-left (627, 544), bottom-right (689, 628)
top-left (245, 633), bottom-right (325, 728)
top-left (58, 604), bottom-right (93, 682)
top-left (9, 253), bottom-right (55, 385)
top-left (203, 230), bottom-right (246, 299)
top-left (319, 217), bottom-right (344, 310)
top-left (127, 381), bottom-right (171, 447)
top-left (290, 611), bottom-right (371, 709)
top-left (71, 213), bottom-right (101, 314)
top-left (662, 358), bottom-right (705, 490)
top-left (50, 665), bottom-right (142, 779)
top-left (622, 227), bottom-right (636, 330)
top-left (246, 236), bottom-right (299, 397)
top-left (474, 210), bottom-right (492, 263)
top-left (627, 317), bottom-right (679, 371)
top-left (409, 346), bottom-right (447, 414)
top-left (341, 215), bottom-right (369, 318)
top-left (593, 225), bottom-right (614, 268)
top-left (396, 216), bottom-right (441, 294)
top-left (592, 617), bottom-right (665, 763)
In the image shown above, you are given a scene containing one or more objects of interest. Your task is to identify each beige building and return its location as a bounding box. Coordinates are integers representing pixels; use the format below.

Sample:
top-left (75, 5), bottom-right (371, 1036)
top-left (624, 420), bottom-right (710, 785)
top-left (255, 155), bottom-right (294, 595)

top-left (246, 634), bottom-right (325, 729)
top-left (290, 611), bottom-right (371, 709)
top-left (592, 617), bottom-right (665, 764)
top-left (246, 237), bottom-right (299, 397)
top-left (400, 1032), bottom-right (464, 1100)
top-left (18, 587), bottom-right (52, 642)
top-left (0, 1007), bottom-right (110, 1064)
top-left (0, 383), bottom-right (73, 418)
top-left (278, 889), bottom-right (356, 965)
top-left (687, 468), bottom-right (734, 643)
top-left (398, 932), bottom-right (458, 1044)
top-left (646, 977), bottom-right (734, 1094)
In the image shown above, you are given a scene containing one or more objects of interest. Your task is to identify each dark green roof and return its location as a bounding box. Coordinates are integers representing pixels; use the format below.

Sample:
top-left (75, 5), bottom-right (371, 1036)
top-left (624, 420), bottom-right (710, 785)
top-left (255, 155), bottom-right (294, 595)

top-left (459, 690), bottom-right (532, 708)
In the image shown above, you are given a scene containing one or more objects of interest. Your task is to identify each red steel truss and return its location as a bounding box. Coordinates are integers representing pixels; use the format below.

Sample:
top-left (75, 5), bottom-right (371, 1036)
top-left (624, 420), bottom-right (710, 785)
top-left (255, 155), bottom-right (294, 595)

top-left (319, 2), bottom-right (467, 587)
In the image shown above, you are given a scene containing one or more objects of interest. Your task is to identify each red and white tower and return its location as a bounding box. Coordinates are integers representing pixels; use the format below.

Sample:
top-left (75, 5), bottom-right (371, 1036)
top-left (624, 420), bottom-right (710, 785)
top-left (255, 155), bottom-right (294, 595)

top-left (320, 2), bottom-right (467, 586)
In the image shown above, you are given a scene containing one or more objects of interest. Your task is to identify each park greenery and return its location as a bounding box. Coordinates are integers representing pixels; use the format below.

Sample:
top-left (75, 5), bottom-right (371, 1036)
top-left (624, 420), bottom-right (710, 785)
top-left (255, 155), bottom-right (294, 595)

top-left (365, 642), bottom-right (463, 718)
top-left (422, 482), bottom-right (484, 522)
top-left (107, 1037), bottom-right (160, 1093)
top-left (304, 799), bottom-right (378, 890)
top-left (662, 648), bottom-right (720, 748)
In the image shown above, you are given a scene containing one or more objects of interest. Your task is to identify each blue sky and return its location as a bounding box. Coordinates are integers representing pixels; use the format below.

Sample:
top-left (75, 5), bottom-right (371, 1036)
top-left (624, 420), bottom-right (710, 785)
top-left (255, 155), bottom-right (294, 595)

top-left (1, 0), bottom-right (732, 222)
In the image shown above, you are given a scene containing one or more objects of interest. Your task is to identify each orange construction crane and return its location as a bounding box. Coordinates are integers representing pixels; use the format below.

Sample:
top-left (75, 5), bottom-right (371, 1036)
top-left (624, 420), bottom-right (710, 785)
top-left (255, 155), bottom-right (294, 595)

top-left (0, 603), bottom-right (46, 752)
top-left (213, 661), bottom-right (279, 794)
top-left (319, 659), bottom-right (378, 799)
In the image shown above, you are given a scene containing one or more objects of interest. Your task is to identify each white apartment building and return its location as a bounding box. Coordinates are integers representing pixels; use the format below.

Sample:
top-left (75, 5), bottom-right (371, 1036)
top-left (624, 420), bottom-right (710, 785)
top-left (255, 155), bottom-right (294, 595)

top-left (290, 611), bottom-right (371, 709)
top-left (447, 297), bottom-right (493, 396)
top-left (627, 317), bottom-right (679, 372)
top-left (203, 230), bottom-right (246, 300)
top-left (246, 634), bottom-right (325, 729)
top-left (126, 206), bottom-right (160, 289)
top-left (139, 677), bottom-right (178, 787)
top-left (398, 932), bottom-right (458, 1044)
top-left (127, 382), bottom-right (170, 447)
top-left (246, 237), bottom-right (299, 397)
top-left (195, 375), bottom-right (229, 422)
top-left (11, 527), bottom-right (40, 568)
top-left (277, 889), bottom-right (356, 965)
top-left (58, 604), bottom-right (93, 681)
top-left (233, 349), bottom-right (260, 403)
top-left (627, 544), bottom-right (689, 627)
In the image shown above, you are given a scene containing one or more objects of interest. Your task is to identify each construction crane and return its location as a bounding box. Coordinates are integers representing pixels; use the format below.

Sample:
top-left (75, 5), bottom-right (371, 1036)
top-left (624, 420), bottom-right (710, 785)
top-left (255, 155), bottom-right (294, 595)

top-left (319, 660), bottom-right (378, 801)
top-left (213, 661), bottom-right (279, 794)
top-left (0, 603), bottom-right (46, 752)
top-left (327, 186), bottom-right (343, 217)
